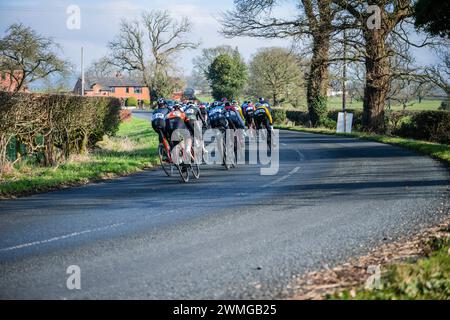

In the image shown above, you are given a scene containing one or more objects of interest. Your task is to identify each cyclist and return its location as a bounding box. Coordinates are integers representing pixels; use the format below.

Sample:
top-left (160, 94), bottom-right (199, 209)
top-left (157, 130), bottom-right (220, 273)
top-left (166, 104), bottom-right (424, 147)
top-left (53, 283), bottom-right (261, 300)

top-left (208, 101), bottom-right (228, 130)
top-left (185, 103), bottom-right (207, 132)
top-left (253, 98), bottom-right (275, 147)
top-left (242, 101), bottom-right (256, 129)
top-left (224, 101), bottom-right (246, 130)
top-left (165, 104), bottom-right (194, 161)
top-left (151, 98), bottom-right (170, 144)
top-left (198, 102), bottom-right (209, 129)
top-left (185, 102), bottom-right (208, 155)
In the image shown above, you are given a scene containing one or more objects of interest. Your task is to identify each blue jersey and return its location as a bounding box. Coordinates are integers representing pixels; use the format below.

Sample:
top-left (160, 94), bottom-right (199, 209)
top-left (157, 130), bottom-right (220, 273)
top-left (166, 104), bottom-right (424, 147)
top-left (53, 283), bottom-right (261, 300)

top-left (152, 107), bottom-right (170, 122)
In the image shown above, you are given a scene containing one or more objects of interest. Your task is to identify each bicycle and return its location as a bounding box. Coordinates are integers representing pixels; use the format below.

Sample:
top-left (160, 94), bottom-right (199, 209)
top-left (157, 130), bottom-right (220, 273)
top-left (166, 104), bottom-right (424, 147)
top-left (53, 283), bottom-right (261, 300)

top-left (171, 134), bottom-right (200, 183)
top-left (159, 134), bottom-right (200, 183)
top-left (158, 136), bottom-right (174, 177)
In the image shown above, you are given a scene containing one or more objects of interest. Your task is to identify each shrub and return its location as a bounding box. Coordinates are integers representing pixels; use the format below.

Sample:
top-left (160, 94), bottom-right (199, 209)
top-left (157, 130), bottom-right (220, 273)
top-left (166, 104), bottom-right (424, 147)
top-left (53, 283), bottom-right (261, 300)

top-left (279, 108), bottom-right (450, 144)
top-left (318, 117), bottom-right (337, 129)
top-left (285, 110), bottom-right (310, 126)
top-left (142, 99), bottom-right (151, 106)
top-left (439, 101), bottom-right (449, 111)
top-left (126, 96), bottom-right (138, 107)
top-left (0, 92), bottom-right (121, 169)
top-left (394, 110), bottom-right (450, 144)
top-left (272, 108), bottom-right (287, 124)
top-left (120, 109), bottom-right (132, 122)
top-left (309, 95), bottom-right (327, 127)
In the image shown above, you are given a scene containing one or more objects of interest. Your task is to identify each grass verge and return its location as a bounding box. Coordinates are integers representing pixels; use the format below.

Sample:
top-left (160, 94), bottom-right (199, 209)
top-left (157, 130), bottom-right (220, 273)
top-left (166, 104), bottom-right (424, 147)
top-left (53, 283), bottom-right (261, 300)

top-left (334, 238), bottom-right (450, 300)
top-left (280, 125), bottom-right (450, 300)
top-left (276, 125), bottom-right (450, 164)
top-left (288, 218), bottom-right (450, 300)
top-left (0, 117), bottom-right (159, 198)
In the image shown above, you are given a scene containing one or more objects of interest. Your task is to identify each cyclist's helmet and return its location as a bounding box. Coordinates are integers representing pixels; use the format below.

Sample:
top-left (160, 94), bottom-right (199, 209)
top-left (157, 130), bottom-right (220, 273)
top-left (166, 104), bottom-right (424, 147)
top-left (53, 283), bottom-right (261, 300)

top-left (157, 98), bottom-right (166, 106)
top-left (259, 97), bottom-right (266, 104)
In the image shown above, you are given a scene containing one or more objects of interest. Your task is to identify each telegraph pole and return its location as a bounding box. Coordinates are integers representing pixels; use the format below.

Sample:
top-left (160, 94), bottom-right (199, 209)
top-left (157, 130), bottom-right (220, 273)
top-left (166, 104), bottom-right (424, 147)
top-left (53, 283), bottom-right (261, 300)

top-left (81, 46), bottom-right (85, 96)
top-left (342, 29), bottom-right (347, 133)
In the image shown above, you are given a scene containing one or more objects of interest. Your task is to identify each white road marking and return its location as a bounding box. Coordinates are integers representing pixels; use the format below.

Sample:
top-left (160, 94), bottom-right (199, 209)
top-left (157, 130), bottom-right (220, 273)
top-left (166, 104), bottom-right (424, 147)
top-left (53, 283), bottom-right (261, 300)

top-left (262, 166), bottom-right (301, 188)
top-left (295, 148), bottom-right (305, 161)
top-left (0, 223), bottom-right (125, 252)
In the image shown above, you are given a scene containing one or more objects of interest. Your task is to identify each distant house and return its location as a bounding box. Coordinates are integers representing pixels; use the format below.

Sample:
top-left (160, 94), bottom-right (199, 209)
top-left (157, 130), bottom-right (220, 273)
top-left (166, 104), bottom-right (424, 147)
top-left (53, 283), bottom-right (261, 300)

top-left (327, 89), bottom-right (349, 97)
top-left (172, 91), bottom-right (183, 101)
top-left (0, 70), bottom-right (28, 92)
top-left (73, 76), bottom-right (150, 106)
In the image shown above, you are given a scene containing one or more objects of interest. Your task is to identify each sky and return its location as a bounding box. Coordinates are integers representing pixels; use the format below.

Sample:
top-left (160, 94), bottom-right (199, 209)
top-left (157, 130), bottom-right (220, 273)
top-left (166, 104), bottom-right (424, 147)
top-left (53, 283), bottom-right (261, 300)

top-left (0, 0), bottom-right (438, 89)
top-left (0, 0), bottom-right (293, 83)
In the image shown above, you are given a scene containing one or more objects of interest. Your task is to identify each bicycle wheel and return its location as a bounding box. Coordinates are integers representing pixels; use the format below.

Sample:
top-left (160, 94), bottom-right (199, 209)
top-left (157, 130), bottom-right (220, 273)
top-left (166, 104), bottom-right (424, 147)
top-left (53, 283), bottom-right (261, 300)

top-left (190, 147), bottom-right (200, 179)
top-left (190, 163), bottom-right (200, 179)
top-left (266, 126), bottom-right (272, 152)
top-left (176, 163), bottom-right (189, 182)
top-left (222, 133), bottom-right (231, 170)
top-left (158, 144), bottom-right (173, 177)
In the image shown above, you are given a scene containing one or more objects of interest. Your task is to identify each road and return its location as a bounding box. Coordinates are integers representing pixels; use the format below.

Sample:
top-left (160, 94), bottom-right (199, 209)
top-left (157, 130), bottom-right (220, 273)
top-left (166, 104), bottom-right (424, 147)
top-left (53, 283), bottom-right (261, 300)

top-left (0, 111), bottom-right (449, 299)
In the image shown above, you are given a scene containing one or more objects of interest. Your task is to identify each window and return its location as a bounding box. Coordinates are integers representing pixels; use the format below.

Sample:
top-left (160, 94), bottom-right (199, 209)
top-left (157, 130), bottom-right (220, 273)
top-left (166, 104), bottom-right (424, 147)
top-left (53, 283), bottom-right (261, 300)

top-left (126, 87), bottom-right (130, 93)
top-left (134, 87), bottom-right (142, 94)
top-left (110, 87), bottom-right (115, 93)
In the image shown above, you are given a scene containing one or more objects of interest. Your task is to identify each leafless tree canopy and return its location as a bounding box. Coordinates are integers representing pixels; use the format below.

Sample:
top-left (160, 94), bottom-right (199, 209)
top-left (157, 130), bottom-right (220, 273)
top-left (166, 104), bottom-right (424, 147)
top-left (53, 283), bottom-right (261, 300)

top-left (107, 10), bottom-right (199, 100)
top-left (248, 47), bottom-right (305, 105)
top-left (0, 23), bottom-right (69, 93)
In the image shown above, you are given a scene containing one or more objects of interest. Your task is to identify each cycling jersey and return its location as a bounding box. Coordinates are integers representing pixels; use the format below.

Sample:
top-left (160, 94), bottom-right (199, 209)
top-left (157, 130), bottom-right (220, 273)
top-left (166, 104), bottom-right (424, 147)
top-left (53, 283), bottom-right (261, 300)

top-left (151, 107), bottom-right (170, 143)
top-left (254, 104), bottom-right (273, 125)
top-left (165, 110), bottom-right (193, 148)
top-left (185, 105), bottom-right (206, 123)
top-left (224, 105), bottom-right (245, 129)
top-left (208, 105), bottom-right (228, 129)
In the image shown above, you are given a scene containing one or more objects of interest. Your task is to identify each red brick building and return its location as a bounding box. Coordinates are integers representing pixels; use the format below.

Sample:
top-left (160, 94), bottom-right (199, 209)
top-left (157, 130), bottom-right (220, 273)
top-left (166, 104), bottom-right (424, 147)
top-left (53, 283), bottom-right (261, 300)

top-left (73, 76), bottom-right (150, 105)
top-left (0, 71), bottom-right (28, 92)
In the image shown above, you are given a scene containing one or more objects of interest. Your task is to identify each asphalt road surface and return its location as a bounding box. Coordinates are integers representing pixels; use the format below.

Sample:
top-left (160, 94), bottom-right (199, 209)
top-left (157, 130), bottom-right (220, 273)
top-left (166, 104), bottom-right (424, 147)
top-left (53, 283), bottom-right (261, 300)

top-left (0, 111), bottom-right (449, 299)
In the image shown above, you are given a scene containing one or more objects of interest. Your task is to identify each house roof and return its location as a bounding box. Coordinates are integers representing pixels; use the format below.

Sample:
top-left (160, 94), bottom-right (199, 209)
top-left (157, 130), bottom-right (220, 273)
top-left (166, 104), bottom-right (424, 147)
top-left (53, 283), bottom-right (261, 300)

top-left (84, 77), bottom-right (146, 88)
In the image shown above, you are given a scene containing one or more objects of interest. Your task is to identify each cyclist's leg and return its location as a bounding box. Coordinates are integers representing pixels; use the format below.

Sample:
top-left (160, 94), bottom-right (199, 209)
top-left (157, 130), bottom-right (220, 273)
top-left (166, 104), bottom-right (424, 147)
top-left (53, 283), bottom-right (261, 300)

top-left (152, 122), bottom-right (164, 144)
top-left (265, 117), bottom-right (272, 144)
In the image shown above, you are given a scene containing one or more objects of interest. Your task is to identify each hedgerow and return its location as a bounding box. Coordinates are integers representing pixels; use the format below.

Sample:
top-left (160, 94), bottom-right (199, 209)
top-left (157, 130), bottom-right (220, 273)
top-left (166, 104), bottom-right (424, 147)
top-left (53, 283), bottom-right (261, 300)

top-left (0, 92), bottom-right (121, 170)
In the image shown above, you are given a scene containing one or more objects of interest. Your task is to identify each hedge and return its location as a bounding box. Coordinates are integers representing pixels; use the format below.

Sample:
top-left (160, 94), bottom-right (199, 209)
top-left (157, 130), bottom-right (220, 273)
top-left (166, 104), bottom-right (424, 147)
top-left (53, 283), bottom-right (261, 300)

top-left (126, 96), bottom-right (138, 107)
top-left (274, 108), bottom-right (450, 144)
top-left (392, 111), bottom-right (450, 145)
top-left (0, 92), bottom-right (121, 169)
top-left (120, 109), bottom-right (132, 122)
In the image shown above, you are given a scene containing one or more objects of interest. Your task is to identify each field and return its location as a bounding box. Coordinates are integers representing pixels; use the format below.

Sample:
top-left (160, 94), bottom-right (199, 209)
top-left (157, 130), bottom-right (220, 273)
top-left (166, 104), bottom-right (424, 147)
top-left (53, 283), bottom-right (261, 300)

top-left (196, 94), bottom-right (442, 111)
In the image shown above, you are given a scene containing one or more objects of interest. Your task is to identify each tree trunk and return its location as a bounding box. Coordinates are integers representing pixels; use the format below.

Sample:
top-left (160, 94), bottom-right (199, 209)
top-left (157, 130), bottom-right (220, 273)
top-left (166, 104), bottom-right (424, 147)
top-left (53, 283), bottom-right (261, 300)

top-left (307, 33), bottom-right (330, 126)
top-left (15, 137), bottom-right (21, 162)
top-left (44, 135), bottom-right (55, 166)
top-left (0, 134), bottom-right (11, 172)
top-left (362, 29), bottom-right (389, 132)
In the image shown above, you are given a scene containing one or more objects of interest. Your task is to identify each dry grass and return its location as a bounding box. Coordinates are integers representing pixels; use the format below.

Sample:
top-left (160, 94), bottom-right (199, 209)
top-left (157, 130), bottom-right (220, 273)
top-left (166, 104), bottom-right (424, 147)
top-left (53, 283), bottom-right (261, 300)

top-left (287, 215), bottom-right (450, 300)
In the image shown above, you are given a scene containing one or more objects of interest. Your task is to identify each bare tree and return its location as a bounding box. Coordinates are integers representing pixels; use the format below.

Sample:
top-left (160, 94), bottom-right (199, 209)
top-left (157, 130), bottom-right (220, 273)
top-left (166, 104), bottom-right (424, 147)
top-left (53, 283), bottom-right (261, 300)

top-left (249, 47), bottom-right (304, 106)
top-left (423, 43), bottom-right (450, 100)
top-left (191, 45), bottom-right (236, 92)
top-left (221, 0), bottom-right (342, 125)
top-left (192, 45), bottom-right (235, 76)
top-left (108, 10), bottom-right (199, 101)
top-left (86, 57), bottom-right (119, 80)
top-left (0, 23), bottom-right (69, 93)
top-left (333, 0), bottom-right (417, 132)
